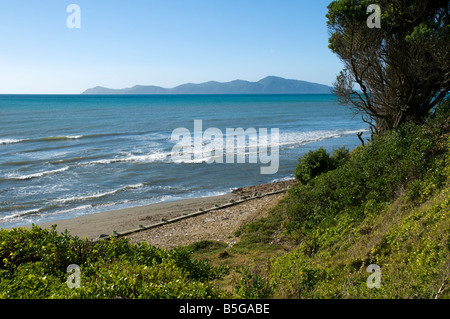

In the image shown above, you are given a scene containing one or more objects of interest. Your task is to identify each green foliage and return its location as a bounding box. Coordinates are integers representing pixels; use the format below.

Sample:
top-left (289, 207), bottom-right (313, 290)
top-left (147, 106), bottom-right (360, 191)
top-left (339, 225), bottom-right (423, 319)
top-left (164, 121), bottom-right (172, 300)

top-left (327, 0), bottom-right (450, 133)
top-left (233, 200), bottom-right (286, 251)
top-left (234, 266), bottom-right (273, 299)
top-left (326, 0), bottom-right (372, 35)
top-left (286, 116), bottom-right (448, 237)
top-left (235, 104), bottom-right (449, 298)
top-left (294, 146), bottom-right (349, 184)
top-left (0, 226), bottom-right (88, 276)
top-left (0, 226), bottom-right (227, 299)
top-left (186, 240), bottom-right (228, 253)
top-left (310, 185), bottom-right (450, 299)
top-left (269, 244), bottom-right (328, 298)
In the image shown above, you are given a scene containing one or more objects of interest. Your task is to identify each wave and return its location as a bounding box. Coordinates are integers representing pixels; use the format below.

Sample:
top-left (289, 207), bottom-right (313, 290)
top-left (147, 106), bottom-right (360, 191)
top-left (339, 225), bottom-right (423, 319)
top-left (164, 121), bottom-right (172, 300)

top-left (0, 208), bottom-right (42, 222)
top-left (50, 154), bottom-right (136, 165)
top-left (270, 176), bottom-right (295, 183)
top-left (0, 132), bottom-right (126, 146)
top-left (59, 128), bottom-right (368, 166)
top-left (55, 183), bottom-right (145, 204)
top-left (0, 203), bottom-right (95, 223)
top-left (50, 156), bottom-right (92, 165)
top-left (1, 160), bottom-right (36, 166)
top-left (170, 128), bottom-right (369, 163)
top-left (5, 166), bottom-right (70, 181)
top-left (0, 204), bottom-right (34, 213)
top-left (1, 128), bottom-right (368, 180)
top-left (86, 152), bottom-right (171, 165)
top-left (35, 135), bottom-right (83, 142)
top-left (54, 204), bottom-right (93, 215)
top-left (0, 138), bottom-right (28, 145)
top-left (0, 136), bottom-right (81, 145)
top-left (277, 129), bottom-right (369, 148)
top-left (0, 183), bottom-right (146, 222)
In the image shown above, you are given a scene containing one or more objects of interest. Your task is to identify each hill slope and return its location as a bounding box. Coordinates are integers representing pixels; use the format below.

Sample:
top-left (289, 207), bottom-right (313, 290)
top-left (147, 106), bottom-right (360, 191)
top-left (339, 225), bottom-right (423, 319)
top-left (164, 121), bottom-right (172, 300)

top-left (228, 101), bottom-right (450, 298)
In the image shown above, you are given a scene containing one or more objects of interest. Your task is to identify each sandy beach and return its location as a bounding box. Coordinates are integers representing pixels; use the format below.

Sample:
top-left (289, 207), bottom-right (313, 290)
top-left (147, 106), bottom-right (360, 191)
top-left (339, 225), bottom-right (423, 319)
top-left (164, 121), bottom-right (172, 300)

top-left (34, 180), bottom-right (295, 245)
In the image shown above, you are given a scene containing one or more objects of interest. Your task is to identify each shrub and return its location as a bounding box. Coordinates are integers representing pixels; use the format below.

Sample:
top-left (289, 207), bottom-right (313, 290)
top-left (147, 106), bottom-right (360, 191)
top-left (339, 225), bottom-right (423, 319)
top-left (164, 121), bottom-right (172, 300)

top-left (269, 244), bottom-right (328, 298)
top-left (287, 116), bottom-right (449, 239)
top-left (0, 225), bottom-right (227, 299)
top-left (294, 146), bottom-right (349, 184)
top-left (294, 148), bottom-right (334, 184)
top-left (234, 265), bottom-right (273, 299)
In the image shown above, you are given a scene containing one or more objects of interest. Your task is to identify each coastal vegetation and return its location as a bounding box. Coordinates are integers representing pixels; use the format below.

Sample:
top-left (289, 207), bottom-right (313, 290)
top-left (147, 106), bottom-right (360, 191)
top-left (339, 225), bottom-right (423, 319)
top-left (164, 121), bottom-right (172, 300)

top-left (231, 99), bottom-right (449, 298)
top-left (0, 225), bottom-right (228, 298)
top-left (0, 99), bottom-right (448, 299)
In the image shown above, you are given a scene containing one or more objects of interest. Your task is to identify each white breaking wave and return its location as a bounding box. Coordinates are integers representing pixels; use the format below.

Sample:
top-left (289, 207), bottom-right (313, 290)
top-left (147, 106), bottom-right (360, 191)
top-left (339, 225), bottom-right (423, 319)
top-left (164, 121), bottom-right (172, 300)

top-left (86, 152), bottom-right (171, 165)
top-left (0, 208), bottom-right (42, 222)
top-left (0, 135), bottom-right (83, 145)
top-left (55, 183), bottom-right (145, 203)
top-left (74, 129), bottom-right (368, 166)
top-left (55, 204), bottom-right (93, 215)
top-left (0, 138), bottom-right (27, 145)
top-left (270, 176), bottom-right (295, 183)
top-left (35, 135), bottom-right (83, 142)
top-left (171, 128), bottom-right (369, 163)
top-left (277, 129), bottom-right (369, 148)
top-left (7, 166), bottom-right (70, 181)
top-left (0, 203), bottom-right (94, 223)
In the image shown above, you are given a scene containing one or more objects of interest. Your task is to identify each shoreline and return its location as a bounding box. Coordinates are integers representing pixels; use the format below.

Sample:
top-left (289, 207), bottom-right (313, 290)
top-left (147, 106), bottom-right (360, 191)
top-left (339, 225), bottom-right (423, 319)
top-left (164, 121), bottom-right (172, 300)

top-left (32, 180), bottom-right (295, 241)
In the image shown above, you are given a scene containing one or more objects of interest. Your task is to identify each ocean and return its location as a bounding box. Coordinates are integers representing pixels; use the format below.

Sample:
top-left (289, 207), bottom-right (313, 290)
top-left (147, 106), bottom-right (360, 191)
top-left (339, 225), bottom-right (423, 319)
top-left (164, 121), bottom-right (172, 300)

top-left (0, 94), bottom-right (369, 228)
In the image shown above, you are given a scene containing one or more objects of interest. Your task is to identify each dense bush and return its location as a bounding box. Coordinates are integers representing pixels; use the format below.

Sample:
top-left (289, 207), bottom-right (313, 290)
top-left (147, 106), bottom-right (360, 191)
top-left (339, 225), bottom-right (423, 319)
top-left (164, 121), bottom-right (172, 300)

top-left (0, 225), bottom-right (227, 299)
top-left (269, 183), bottom-right (449, 299)
top-left (264, 100), bottom-right (450, 298)
top-left (294, 146), bottom-right (349, 184)
top-left (286, 114), bottom-right (448, 237)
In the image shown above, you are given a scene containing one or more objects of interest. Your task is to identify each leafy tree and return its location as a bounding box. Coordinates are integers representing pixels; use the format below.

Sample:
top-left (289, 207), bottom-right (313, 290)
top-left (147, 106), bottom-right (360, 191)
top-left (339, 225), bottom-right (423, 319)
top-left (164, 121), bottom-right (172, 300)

top-left (327, 0), bottom-right (450, 135)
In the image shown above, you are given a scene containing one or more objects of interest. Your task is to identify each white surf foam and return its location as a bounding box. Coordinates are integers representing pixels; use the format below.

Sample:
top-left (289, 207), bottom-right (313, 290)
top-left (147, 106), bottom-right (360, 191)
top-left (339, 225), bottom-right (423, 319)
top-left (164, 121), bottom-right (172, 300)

top-left (0, 138), bottom-right (27, 145)
top-left (7, 166), bottom-right (70, 181)
top-left (55, 183), bottom-right (145, 204)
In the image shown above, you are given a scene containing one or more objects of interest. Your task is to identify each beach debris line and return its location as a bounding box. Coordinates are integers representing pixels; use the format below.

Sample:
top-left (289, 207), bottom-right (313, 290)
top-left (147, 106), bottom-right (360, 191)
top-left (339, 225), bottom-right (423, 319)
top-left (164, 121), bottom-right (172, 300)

top-left (93, 187), bottom-right (291, 242)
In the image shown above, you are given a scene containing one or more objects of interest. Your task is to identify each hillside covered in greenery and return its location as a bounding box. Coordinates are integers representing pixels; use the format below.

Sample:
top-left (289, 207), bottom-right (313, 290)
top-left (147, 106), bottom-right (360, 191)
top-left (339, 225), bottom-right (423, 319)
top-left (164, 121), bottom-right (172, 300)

top-left (247, 100), bottom-right (450, 298)
top-left (1, 100), bottom-right (448, 299)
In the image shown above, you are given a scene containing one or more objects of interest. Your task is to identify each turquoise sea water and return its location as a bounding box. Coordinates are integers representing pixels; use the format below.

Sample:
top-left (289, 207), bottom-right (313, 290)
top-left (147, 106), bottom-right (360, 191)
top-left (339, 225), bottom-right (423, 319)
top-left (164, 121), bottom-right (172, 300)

top-left (0, 94), bottom-right (369, 228)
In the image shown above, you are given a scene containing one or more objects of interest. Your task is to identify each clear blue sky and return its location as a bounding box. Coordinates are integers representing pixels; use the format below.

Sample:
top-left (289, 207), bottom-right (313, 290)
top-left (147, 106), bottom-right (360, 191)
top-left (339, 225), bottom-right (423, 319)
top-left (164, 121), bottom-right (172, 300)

top-left (0, 0), bottom-right (344, 94)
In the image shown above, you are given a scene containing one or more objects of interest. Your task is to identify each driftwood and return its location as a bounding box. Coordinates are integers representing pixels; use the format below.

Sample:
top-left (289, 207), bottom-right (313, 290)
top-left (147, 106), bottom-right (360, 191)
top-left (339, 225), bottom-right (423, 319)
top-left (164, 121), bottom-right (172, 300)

top-left (435, 278), bottom-right (447, 299)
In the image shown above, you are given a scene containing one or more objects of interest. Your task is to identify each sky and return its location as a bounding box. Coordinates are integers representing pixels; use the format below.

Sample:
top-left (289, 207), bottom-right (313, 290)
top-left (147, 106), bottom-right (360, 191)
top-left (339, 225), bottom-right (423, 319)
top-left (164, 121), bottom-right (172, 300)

top-left (0, 0), bottom-right (344, 94)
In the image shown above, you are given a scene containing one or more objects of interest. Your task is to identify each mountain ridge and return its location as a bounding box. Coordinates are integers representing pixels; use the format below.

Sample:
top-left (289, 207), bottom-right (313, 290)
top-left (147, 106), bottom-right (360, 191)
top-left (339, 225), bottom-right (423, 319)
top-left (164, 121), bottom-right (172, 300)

top-left (82, 76), bottom-right (333, 94)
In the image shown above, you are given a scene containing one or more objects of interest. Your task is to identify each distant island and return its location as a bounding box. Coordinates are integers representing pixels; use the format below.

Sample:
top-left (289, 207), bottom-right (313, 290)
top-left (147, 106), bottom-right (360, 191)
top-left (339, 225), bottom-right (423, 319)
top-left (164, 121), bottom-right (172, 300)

top-left (82, 76), bottom-right (332, 95)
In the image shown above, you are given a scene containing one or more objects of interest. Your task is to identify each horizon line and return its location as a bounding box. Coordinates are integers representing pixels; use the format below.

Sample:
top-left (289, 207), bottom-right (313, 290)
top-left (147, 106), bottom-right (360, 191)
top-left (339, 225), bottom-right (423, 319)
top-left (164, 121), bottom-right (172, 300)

top-left (0, 92), bottom-right (336, 96)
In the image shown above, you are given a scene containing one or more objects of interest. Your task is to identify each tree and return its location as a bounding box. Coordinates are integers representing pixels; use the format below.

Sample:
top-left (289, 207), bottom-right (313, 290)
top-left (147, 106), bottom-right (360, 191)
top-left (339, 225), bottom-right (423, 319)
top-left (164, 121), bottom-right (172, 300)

top-left (327, 0), bottom-right (450, 135)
